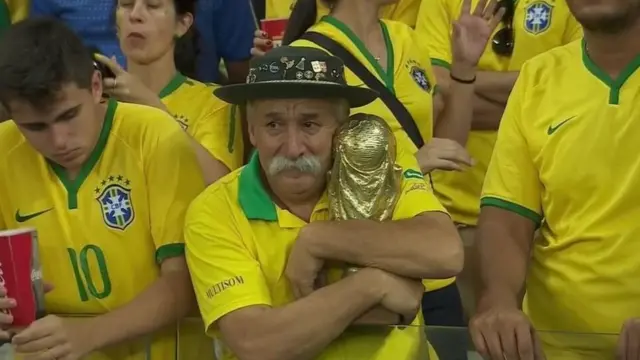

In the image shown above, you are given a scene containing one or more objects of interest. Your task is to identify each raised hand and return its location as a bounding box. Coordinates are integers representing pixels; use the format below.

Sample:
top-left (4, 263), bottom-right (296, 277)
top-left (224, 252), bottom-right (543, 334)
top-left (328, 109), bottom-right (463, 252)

top-left (452, 0), bottom-right (506, 67)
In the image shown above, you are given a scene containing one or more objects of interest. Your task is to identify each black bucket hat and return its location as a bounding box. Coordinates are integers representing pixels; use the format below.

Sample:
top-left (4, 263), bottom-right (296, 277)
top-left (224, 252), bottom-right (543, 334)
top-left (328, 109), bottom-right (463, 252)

top-left (214, 46), bottom-right (378, 108)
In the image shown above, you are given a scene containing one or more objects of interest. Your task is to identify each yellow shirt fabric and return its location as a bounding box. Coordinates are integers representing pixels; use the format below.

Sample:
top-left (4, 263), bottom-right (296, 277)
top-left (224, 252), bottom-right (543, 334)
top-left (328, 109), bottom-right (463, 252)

top-left (160, 73), bottom-right (244, 171)
top-left (265, 0), bottom-right (421, 27)
top-left (0, 100), bottom-right (205, 359)
top-left (417, 0), bottom-right (582, 225)
top-left (5, 0), bottom-right (28, 22)
top-left (481, 40), bottom-right (640, 358)
top-left (291, 16), bottom-right (455, 291)
top-left (186, 151), bottom-right (447, 360)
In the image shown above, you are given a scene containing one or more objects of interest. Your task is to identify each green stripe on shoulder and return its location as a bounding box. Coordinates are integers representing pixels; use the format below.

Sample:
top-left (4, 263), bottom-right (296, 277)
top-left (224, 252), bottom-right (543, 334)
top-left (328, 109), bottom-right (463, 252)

top-left (155, 243), bottom-right (185, 264)
top-left (403, 169), bottom-right (424, 180)
top-left (431, 58), bottom-right (451, 70)
top-left (480, 196), bottom-right (543, 226)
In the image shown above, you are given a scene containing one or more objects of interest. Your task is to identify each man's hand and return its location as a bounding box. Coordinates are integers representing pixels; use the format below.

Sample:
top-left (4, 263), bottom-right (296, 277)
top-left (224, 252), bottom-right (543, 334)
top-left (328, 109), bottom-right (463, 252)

top-left (286, 225), bottom-right (325, 299)
top-left (94, 54), bottom-right (163, 109)
top-left (12, 315), bottom-right (95, 360)
top-left (470, 304), bottom-right (545, 360)
top-left (0, 285), bottom-right (16, 341)
top-left (617, 318), bottom-right (640, 360)
top-left (377, 270), bottom-right (424, 324)
top-left (416, 138), bottom-right (474, 173)
top-left (251, 30), bottom-right (272, 57)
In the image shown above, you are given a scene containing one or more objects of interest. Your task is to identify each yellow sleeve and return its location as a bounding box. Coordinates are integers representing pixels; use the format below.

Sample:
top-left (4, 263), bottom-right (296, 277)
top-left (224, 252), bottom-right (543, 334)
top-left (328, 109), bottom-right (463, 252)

top-left (415, 0), bottom-right (453, 69)
top-left (393, 146), bottom-right (447, 220)
top-left (480, 67), bottom-right (543, 226)
top-left (563, 14), bottom-right (583, 43)
top-left (146, 115), bottom-right (206, 263)
top-left (191, 100), bottom-right (243, 171)
top-left (185, 190), bottom-right (271, 335)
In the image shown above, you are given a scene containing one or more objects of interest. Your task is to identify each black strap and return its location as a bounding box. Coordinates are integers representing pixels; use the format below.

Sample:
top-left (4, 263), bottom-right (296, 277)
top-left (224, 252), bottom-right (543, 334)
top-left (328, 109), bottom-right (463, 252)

top-left (300, 31), bottom-right (425, 149)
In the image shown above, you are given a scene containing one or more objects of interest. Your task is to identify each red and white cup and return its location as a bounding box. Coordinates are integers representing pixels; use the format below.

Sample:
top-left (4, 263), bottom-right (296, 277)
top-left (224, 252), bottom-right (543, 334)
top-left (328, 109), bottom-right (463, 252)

top-left (261, 18), bottom-right (289, 48)
top-left (0, 228), bottom-right (46, 327)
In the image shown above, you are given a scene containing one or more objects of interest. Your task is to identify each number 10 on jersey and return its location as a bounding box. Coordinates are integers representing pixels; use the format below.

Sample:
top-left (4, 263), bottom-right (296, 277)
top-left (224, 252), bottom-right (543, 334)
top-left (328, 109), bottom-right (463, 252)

top-left (68, 245), bottom-right (112, 301)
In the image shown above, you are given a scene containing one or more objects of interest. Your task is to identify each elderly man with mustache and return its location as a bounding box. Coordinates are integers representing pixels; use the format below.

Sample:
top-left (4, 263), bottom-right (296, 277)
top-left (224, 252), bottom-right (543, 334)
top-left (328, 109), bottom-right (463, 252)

top-left (183, 45), bottom-right (464, 360)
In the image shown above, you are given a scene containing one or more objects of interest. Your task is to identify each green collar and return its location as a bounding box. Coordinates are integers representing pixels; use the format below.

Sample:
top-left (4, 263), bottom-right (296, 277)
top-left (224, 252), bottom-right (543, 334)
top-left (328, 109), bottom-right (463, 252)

top-left (581, 38), bottom-right (640, 105)
top-left (238, 152), bottom-right (278, 221)
top-left (49, 98), bottom-right (117, 209)
top-left (158, 72), bottom-right (187, 98)
top-left (320, 15), bottom-right (395, 93)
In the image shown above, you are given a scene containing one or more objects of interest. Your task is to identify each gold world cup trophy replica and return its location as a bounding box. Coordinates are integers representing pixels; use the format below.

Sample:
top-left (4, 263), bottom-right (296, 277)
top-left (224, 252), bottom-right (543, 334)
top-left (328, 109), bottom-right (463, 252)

top-left (328, 113), bottom-right (403, 277)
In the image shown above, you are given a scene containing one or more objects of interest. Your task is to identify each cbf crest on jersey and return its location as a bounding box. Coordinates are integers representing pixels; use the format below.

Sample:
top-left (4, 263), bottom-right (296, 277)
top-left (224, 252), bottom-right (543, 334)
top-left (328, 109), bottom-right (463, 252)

top-left (405, 60), bottom-right (431, 92)
top-left (524, 1), bottom-right (553, 35)
top-left (95, 175), bottom-right (135, 231)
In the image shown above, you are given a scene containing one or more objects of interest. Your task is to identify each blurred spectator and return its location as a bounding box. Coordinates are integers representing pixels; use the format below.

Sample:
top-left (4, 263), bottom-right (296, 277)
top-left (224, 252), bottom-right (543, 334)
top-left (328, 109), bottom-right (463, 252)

top-left (417, 0), bottom-right (582, 319)
top-left (470, 0), bottom-right (640, 358)
top-left (0, 17), bottom-right (202, 359)
top-left (30, 0), bottom-right (126, 66)
top-left (194, 0), bottom-right (255, 83)
top-left (99, 0), bottom-right (242, 185)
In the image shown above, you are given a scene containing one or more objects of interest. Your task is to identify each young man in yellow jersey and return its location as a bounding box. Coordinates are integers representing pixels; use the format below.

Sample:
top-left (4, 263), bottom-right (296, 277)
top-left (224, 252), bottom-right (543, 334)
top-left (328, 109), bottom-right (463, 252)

top-left (185, 46), bottom-right (464, 360)
top-left (469, 0), bottom-right (640, 358)
top-left (416, 0), bottom-right (583, 317)
top-left (0, 18), bottom-right (204, 359)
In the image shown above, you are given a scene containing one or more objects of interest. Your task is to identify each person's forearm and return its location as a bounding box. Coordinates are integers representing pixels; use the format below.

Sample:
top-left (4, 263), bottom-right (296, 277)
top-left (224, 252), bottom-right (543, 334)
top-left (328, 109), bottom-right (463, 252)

top-left (188, 137), bottom-right (230, 185)
top-left (84, 270), bottom-right (193, 352)
top-left (470, 95), bottom-right (506, 131)
top-left (474, 71), bottom-right (519, 105)
top-left (353, 307), bottom-right (400, 326)
top-left (230, 271), bottom-right (381, 360)
top-left (306, 216), bottom-right (462, 279)
top-left (433, 72), bottom-right (476, 145)
top-left (475, 209), bottom-right (531, 310)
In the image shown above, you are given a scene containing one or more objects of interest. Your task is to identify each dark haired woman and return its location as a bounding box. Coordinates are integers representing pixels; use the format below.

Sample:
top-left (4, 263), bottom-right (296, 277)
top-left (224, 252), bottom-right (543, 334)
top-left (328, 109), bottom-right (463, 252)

top-left (96, 0), bottom-right (244, 186)
top-left (253, 0), bottom-right (503, 354)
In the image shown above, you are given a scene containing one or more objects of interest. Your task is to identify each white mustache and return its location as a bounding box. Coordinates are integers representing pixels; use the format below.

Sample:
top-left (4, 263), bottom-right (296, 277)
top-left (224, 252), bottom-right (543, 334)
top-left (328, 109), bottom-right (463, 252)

top-left (268, 155), bottom-right (322, 176)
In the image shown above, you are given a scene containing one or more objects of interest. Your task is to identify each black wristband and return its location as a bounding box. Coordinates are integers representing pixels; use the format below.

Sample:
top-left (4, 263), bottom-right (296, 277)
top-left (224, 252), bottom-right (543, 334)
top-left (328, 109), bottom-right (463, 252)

top-left (450, 73), bottom-right (476, 84)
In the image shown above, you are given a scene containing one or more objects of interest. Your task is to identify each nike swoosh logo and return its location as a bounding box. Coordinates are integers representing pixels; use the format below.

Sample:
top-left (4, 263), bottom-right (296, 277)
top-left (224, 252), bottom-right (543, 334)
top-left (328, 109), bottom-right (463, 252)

top-left (547, 116), bottom-right (576, 135)
top-left (15, 208), bottom-right (53, 223)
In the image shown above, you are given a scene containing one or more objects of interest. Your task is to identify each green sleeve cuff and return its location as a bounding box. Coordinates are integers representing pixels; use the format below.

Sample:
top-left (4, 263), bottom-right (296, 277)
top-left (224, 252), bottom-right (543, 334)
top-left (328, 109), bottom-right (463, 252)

top-left (156, 243), bottom-right (185, 264)
top-left (431, 58), bottom-right (451, 70)
top-left (480, 196), bottom-right (543, 226)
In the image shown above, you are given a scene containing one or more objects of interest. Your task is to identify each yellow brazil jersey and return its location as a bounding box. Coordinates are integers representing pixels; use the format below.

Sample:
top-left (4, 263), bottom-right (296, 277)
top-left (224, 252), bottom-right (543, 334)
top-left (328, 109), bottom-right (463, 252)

top-left (417, 0), bottom-right (582, 225)
top-left (5, 0), bottom-right (28, 22)
top-left (266, 0), bottom-right (420, 27)
top-left (185, 150), bottom-right (447, 360)
top-left (160, 73), bottom-right (244, 171)
top-left (0, 100), bottom-right (204, 360)
top-left (291, 16), bottom-right (455, 291)
top-left (481, 40), bottom-right (640, 358)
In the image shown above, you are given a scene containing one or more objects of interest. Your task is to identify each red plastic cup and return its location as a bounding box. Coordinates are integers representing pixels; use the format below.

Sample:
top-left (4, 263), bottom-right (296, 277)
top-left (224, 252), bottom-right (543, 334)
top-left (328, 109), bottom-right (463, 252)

top-left (0, 228), bottom-right (46, 327)
top-left (260, 18), bottom-right (289, 48)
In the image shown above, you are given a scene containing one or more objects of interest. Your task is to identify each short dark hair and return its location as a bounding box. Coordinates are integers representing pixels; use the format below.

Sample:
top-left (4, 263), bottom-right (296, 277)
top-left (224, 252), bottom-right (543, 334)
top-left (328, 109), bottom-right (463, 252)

top-left (0, 17), bottom-right (95, 110)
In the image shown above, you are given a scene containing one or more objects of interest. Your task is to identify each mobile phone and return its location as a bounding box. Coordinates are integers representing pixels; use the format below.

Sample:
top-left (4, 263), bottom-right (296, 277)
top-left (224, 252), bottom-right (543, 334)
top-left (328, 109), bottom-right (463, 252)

top-left (88, 46), bottom-right (116, 79)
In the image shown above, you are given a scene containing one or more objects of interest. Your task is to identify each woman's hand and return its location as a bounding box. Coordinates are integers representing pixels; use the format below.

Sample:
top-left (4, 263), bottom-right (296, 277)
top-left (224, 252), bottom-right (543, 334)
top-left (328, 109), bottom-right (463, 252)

top-left (94, 54), bottom-right (165, 110)
top-left (452, 0), bottom-right (505, 69)
top-left (416, 138), bottom-right (474, 174)
top-left (250, 30), bottom-right (273, 57)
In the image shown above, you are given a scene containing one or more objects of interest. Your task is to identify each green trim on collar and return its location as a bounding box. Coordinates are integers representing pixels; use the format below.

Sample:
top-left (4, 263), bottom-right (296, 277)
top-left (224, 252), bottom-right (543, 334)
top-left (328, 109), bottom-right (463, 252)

top-left (238, 152), bottom-right (277, 221)
top-left (158, 72), bottom-right (187, 98)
